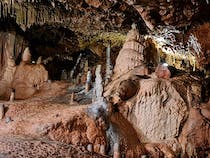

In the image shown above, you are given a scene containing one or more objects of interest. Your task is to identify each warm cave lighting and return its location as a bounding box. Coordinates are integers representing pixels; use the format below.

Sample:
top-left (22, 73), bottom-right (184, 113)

top-left (162, 63), bottom-right (169, 67)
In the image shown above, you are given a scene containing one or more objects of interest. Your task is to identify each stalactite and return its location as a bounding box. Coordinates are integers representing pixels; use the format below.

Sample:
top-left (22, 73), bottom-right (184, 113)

top-left (105, 42), bottom-right (112, 85)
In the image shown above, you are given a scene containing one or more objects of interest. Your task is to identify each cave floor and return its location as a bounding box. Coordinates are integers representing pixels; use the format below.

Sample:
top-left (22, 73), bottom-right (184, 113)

top-left (0, 81), bottom-right (108, 158)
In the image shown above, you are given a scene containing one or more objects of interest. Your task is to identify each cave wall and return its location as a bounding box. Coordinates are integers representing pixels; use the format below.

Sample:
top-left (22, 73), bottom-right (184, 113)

top-left (0, 31), bottom-right (26, 100)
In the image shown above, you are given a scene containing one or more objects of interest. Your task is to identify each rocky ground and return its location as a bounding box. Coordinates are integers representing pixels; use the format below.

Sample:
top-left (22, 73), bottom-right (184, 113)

top-left (0, 82), bottom-right (108, 158)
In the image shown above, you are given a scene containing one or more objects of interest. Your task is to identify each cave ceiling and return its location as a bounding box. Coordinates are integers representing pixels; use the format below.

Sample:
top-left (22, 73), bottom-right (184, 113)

top-left (0, 0), bottom-right (210, 59)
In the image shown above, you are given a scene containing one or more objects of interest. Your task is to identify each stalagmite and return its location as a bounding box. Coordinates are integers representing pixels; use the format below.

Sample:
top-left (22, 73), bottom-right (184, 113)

top-left (113, 23), bottom-right (146, 78)
top-left (76, 73), bottom-right (82, 85)
top-left (70, 53), bottom-right (82, 79)
top-left (84, 60), bottom-right (89, 73)
top-left (36, 56), bottom-right (42, 64)
top-left (70, 92), bottom-right (75, 104)
top-left (22, 47), bottom-right (31, 63)
top-left (61, 69), bottom-right (67, 80)
top-left (9, 89), bottom-right (15, 102)
top-left (92, 65), bottom-right (103, 102)
top-left (113, 143), bottom-right (120, 158)
top-left (99, 144), bottom-right (106, 155)
top-left (85, 70), bottom-right (92, 93)
top-left (105, 42), bottom-right (112, 85)
top-left (87, 144), bottom-right (93, 152)
top-left (0, 103), bottom-right (4, 120)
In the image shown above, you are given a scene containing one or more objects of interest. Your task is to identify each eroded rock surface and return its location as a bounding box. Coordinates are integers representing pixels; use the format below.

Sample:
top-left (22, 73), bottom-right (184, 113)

top-left (179, 103), bottom-right (210, 157)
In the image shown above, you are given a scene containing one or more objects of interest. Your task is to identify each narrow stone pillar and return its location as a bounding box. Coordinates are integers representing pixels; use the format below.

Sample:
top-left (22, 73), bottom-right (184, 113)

top-left (85, 70), bottom-right (92, 93)
top-left (105, 42), bottom-right (112, 85)
top-left (113, 143), bottom-right (120, 158)
top-left (100, 144), bottom-right (106, 155)
top-left (70, 92), bottom-right (75, 104)
top-left (0, 104), bottom-right (4, 120)
top-left (9, 89), bottom-right (15, 102)
top-left (92, 65), bottom-right (103, 102)
top-left (87, 144), bottom-right (93, 153)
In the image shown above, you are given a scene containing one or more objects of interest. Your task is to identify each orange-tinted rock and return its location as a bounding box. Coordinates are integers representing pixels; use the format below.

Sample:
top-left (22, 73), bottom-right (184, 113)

top-left (85, 0), bottom-right (101, 8)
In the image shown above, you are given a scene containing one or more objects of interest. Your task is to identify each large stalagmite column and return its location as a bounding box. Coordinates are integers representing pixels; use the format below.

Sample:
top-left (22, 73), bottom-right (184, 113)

top-left (92, 65), bottom-right (103, 102)
top-left (113, 23), bottom-right (146, 78)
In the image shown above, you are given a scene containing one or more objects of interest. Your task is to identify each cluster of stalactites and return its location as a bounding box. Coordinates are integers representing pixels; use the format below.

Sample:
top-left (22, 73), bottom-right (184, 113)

top-left (0, 1), bottom-right (66, 30)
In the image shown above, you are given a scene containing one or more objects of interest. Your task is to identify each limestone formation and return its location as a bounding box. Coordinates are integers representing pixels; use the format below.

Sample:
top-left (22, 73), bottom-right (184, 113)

top-left (92, 65), bottom-right (103, 102)
top-left (36, 56), bottom-right (42, 64)
top-left (9, 89), bottom-right (15, 102)
top-left (125, 78), bottom-right (187, 142)
top-left (87, 144), bottom-right (93, 152)
top-left (99, 144), bottom-right (106, 155)
top-left (22, 47), bottom-right (31, 63)
top-left (113, 143), bottom-right (120, 158)
top-left (85, 70), bottom-right (92, 92)
top-left (105, 42), bottom-right (112, 85)
top-left (155, 64), bottom-right (171, 79)
top-left (113, 24), bottom-right (146, 78)
top-left (12, 52), bottom-right (48, 99)
top-left (0, 104), bottom-right (4, 120)
top-left (179, 105), bottom-right (210, 157)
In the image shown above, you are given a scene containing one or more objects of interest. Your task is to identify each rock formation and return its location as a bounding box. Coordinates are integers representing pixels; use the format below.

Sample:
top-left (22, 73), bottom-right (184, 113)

top-left (104, 26), bottom-right (210, 157)
top-left (113, 24), bottom-right (146, 78)
top-left (12, 47), bottom-right (48, 99)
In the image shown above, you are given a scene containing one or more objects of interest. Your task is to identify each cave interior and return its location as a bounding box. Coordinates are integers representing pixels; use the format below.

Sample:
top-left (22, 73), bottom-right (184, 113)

top-left (0, 0), bottom-right (209, 157)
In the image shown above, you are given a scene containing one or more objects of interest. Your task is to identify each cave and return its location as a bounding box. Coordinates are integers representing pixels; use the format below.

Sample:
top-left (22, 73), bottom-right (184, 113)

top-left (0, 0), bottom-right (210, 157)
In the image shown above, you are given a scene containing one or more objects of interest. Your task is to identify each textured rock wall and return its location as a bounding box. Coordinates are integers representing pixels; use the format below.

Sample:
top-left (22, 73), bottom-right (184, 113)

top-left (179, 104), bottom-right (210, 157)
top-left (127, 78), bottom-right (187, 142)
